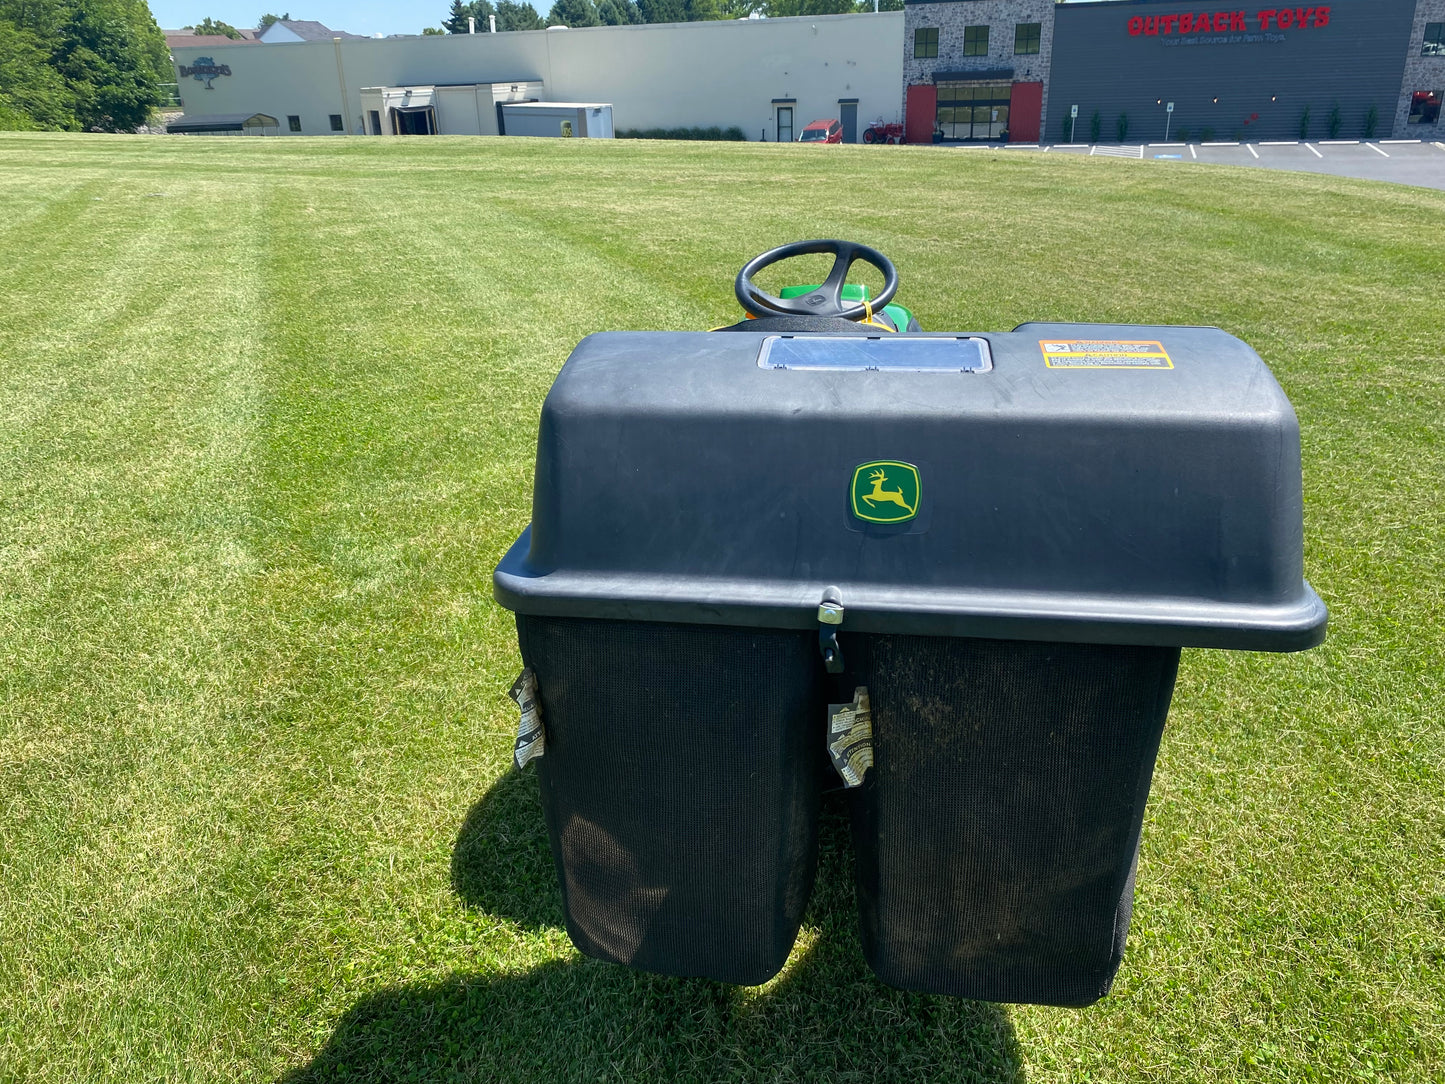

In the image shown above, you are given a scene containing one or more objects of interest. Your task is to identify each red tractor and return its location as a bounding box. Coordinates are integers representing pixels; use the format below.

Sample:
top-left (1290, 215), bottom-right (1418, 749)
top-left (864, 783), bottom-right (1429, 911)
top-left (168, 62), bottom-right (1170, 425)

top-left (862, 120), bottom-right (904, 144)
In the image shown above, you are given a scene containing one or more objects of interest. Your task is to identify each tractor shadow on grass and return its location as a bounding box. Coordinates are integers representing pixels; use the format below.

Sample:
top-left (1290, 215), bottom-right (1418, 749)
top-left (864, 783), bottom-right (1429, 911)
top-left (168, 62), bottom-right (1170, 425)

top-left (283, 776), bottom-right (1024, 1083)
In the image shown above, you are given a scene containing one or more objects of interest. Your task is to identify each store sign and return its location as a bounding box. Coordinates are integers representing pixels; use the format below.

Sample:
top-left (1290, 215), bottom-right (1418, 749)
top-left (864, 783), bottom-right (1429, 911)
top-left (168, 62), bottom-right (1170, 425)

top-left (179, 57), bottom-right (232, 90)
top-left (1128, 7), bottom-right (1331, 36)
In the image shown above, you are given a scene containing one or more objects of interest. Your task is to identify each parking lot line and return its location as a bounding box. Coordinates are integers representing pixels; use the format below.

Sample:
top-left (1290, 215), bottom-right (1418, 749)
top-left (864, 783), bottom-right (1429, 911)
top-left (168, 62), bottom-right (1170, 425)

top-left (1435, 142), bottom-right (1445, 151)
top-left (1201, 141), bottom-right (1240, 146)
top-left (1247, 144), bottom-right (1259, 158)
top-left (1305, 143), bottom-right (1323, 158)
top-left (1260, 140), bottom-right (1299, 145)
top-left (1319, 140), bottom-right (1359, 145)
top-left (1189, 144), bottom-right (1197, 159)
top-left (1380, 139), bottom-right (1421, 144)
top-left (1368, 143), bottom-right (1390, 157)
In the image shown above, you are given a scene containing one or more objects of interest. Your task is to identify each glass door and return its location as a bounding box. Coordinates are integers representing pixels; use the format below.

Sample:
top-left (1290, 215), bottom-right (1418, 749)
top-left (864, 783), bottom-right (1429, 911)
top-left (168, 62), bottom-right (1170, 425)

top-left (936, 83), bottom-right (1013, 141)
top-left (776, 106), bottom-right (793, 143)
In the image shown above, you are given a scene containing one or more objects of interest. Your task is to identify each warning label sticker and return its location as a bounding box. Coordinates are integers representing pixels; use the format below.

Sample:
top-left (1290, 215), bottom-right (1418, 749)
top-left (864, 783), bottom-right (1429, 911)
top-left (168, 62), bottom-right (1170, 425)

top-left (1040, 340), bottom-right (1174, 369)
top-left (827, 686), bottom-right (874, 788)
top-left (510, 668), bottom-right (546, 769)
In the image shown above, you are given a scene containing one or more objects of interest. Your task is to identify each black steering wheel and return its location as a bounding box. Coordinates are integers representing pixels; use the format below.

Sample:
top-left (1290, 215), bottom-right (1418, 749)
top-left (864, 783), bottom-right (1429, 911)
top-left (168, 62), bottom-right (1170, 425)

top-left (734, 240), bottom-right (899, 322)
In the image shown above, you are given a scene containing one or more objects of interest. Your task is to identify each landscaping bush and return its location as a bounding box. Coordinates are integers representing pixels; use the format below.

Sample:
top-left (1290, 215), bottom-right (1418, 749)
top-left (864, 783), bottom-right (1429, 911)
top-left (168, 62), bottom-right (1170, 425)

top-left (616, 126), bottom-right (746, 141)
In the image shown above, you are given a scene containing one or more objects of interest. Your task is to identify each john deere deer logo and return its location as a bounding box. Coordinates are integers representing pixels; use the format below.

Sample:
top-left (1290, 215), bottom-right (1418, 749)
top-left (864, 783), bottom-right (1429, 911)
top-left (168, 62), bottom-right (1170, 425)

top-left (851, 461), bottom-right (920, 524)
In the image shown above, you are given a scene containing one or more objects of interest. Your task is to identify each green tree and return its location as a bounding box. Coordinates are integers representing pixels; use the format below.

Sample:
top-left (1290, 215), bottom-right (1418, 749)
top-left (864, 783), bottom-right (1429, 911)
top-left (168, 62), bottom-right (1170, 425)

top-left (422, 25), bottom-right (446, 34)
top-left (546, 0), bottom-right (597, 25)
top-left (0, 18), bottom-right (77, 129)
top-left (876, 0), bottom-right (904, 10)
top-left (444, 0), bottom-right (496, 32)
top-left (762, 0), bottom-right (858, 15)
top-left (258, 12), bottom-right (290, 30)
top-left (56, 0), bottom-right (168, 131)
top-left (596, 0), bottom-right (641, 23)
top-left (683, 0), bottom-right (725, 19)
top-left (495, 0), bottom-right (544, 28)
top-left (187, 16), bottom-right (244, 38)
top-left (638, 0), bottom-right (683, 21)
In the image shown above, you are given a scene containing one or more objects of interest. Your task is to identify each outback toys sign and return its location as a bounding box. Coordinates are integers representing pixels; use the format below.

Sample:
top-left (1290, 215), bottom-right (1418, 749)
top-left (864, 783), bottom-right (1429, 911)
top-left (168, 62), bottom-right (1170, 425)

top-left (179, 57), bottom-right (232, 89)
top-left (1128, 7), bottom-right (1331, 36)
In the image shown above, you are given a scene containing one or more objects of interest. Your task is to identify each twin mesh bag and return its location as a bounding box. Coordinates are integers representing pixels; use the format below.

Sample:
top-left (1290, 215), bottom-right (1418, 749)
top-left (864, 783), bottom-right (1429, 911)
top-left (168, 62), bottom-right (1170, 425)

top-left (495, 322), bottom-right (1325, 1002)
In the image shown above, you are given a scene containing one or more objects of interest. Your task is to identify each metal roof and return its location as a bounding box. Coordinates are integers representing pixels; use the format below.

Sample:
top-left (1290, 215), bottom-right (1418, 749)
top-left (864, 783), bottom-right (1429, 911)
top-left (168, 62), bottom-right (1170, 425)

top-left (166, 113), bottom-right (279, 132)
top-left (264, 20), bottom-right (366, 41)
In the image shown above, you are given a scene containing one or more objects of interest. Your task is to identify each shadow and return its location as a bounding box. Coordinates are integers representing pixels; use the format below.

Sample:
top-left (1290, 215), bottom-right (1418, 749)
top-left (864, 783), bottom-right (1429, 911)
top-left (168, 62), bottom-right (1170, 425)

top-left (286, 784), bottom-right (1024, 1082)
top-left (449, 767), bottom-right (563, 931)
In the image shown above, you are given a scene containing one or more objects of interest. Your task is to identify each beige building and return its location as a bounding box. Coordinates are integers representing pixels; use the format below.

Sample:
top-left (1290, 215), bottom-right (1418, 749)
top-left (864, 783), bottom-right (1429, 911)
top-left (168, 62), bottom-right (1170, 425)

top-left (169, 15), bottom-right (907, 142)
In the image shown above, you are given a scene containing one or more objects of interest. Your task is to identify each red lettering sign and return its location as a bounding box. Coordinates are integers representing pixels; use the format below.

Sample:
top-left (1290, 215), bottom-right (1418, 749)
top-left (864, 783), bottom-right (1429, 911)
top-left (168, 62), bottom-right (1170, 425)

top-left (1127, 8), bottom-right (1332, 36)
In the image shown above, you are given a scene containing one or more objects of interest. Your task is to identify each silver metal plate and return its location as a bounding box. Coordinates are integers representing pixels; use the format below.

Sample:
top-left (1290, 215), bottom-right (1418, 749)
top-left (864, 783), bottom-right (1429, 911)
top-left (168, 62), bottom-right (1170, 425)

top-left (758, 335), bottom-right (993, 373)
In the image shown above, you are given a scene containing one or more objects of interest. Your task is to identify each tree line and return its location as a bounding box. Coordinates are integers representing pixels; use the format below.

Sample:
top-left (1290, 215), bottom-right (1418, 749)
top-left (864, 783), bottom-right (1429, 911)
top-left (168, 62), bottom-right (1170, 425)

top-left (0, 0), bottom-right (168, 131)
top-left (436, 0), bottom-right (901, 33)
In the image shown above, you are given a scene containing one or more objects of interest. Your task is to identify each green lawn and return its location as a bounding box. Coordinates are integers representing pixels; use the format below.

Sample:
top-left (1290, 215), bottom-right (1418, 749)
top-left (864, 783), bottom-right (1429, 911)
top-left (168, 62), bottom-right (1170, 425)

top-left (0, 132), bottom-right (1441, 1083)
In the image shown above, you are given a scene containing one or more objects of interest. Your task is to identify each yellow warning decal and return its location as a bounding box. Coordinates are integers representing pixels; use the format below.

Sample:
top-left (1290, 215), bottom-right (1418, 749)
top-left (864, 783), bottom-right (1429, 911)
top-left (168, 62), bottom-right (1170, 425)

top-left (1040, 339), bottom-right (1173, 369)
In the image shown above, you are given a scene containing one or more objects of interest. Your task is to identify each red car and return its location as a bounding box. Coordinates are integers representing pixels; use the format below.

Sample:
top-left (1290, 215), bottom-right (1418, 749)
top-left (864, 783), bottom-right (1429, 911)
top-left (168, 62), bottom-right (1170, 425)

top-left (798, 118), bottom-right (843, 144)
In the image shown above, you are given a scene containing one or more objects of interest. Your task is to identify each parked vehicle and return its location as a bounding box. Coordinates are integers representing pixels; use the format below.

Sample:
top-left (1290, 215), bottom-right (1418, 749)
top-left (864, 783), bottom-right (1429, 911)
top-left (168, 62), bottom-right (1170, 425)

top-left (798, 118), bottom-right (842, 144)
top-left (862, 120), bottom-right (904, 144)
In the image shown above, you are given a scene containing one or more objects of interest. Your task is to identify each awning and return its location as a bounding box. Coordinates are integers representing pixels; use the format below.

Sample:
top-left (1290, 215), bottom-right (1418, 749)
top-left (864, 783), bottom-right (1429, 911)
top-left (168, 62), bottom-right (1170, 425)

top-left (933, 70), bottom-right (1015, 84)
top-left (166, 112), bottom-right (278, 133)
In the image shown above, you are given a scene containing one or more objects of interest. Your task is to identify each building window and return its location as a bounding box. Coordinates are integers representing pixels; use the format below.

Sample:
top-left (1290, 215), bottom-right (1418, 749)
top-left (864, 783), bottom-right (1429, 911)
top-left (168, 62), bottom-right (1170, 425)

top-left (1408, 90), bottom-right (1441, 125)
top-left (963, 25), bottom-right (989, 57)
top-left (1014, 22), bottom-right (1041, 55)
top-left (329, 114), bottom-right (344, 131)
top-left (1424, 23), bottom-right (1445, 56)
top-left (935, 82), bottom-right (1012, 142)
top-left (369, 110), bottom-right (382, 135)
top-left (776, 106), bottom-right (793, 143)
top-left (914, 27), bottom-right (938, 59)
top-left (287, 115), bottom-right (301, 132)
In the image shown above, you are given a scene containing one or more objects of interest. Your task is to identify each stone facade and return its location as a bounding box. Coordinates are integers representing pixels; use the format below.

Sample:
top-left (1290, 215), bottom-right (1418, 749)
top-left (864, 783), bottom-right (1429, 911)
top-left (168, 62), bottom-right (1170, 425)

top-left (902, 0), bottom-right (1055, 137)
top-left (1394, 1), bottom-right (1445, 136)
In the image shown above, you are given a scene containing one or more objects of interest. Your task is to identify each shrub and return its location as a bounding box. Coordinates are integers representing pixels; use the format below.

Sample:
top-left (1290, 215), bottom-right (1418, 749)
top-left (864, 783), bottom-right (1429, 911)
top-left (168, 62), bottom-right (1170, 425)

top-left (1299, 105), bottom-right (1311, 139)
top-left (1363, 104), bottom-right (1379, 139)
top-left (1327, 103), bottom-right (1342, 139)
top-left (1089, 110), bottom-right (1101, 142)
top-left (1116, 112), bottom-right (1129, 142)
top-left (615, 126), bottom-right (746, 141)
top-left (1200, 126), bottom-right (1215, 141)
top-left (1174, 126), bottom-right (1189, 142)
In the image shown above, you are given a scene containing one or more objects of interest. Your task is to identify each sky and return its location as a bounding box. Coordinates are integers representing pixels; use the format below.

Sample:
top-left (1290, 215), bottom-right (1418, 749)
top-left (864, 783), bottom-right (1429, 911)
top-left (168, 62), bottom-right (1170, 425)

top-left (148, 2), bottom-right (449, 38)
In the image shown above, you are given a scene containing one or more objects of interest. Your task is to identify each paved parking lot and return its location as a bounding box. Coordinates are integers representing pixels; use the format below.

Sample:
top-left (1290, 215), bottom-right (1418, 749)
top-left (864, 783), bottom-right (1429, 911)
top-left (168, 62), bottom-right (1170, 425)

top-left (977, 139), bottom-right (1445, 190)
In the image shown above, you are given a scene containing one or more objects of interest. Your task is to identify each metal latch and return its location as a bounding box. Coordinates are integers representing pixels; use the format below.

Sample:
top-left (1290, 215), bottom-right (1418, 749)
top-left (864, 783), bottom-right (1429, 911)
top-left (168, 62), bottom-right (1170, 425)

top-left (818, 586), bottom-right (845, 674)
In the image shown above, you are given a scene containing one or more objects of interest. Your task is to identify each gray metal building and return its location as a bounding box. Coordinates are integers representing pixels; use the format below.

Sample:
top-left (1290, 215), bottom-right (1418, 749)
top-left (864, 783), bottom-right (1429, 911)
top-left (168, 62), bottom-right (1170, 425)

top-left (903, 0), bottom-right (1445, 141)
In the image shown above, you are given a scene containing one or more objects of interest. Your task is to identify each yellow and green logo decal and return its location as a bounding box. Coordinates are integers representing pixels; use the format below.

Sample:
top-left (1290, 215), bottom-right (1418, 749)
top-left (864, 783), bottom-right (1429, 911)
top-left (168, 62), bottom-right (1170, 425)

top-left (851, 461), bottom-right (920, 524)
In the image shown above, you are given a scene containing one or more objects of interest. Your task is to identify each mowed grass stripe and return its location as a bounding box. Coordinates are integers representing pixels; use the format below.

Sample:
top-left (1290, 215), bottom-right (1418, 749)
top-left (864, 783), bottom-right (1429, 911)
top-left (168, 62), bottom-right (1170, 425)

top-left (0, 133), bottom-right (1441, 1083)
top-left (0, 171), bottom-right (281, 1076)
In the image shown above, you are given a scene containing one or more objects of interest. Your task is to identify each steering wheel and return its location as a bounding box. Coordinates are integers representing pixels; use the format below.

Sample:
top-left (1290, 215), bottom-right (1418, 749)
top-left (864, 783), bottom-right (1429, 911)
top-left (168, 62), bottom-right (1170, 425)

top-left (734, 240), bottom-right (899, 322)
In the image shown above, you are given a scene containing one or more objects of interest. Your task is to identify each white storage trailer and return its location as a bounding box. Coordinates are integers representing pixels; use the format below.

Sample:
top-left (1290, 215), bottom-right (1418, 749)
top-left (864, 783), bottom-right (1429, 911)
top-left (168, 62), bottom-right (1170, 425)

top-left (500, 102), bottom-right (614, 138)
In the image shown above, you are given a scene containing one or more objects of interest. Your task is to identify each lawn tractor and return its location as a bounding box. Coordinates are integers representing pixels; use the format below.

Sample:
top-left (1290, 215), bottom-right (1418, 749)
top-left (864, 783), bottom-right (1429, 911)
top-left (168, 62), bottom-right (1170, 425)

top-left (494, 239), bottom-right (1324, 1004)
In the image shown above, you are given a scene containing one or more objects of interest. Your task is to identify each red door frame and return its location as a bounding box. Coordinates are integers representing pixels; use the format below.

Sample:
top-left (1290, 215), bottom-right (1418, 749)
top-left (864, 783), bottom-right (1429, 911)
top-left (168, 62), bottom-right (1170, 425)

top-left (905, 84), bottom-right (937, 145)
top-left (1009, 81), bottom-right (1043, 143)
